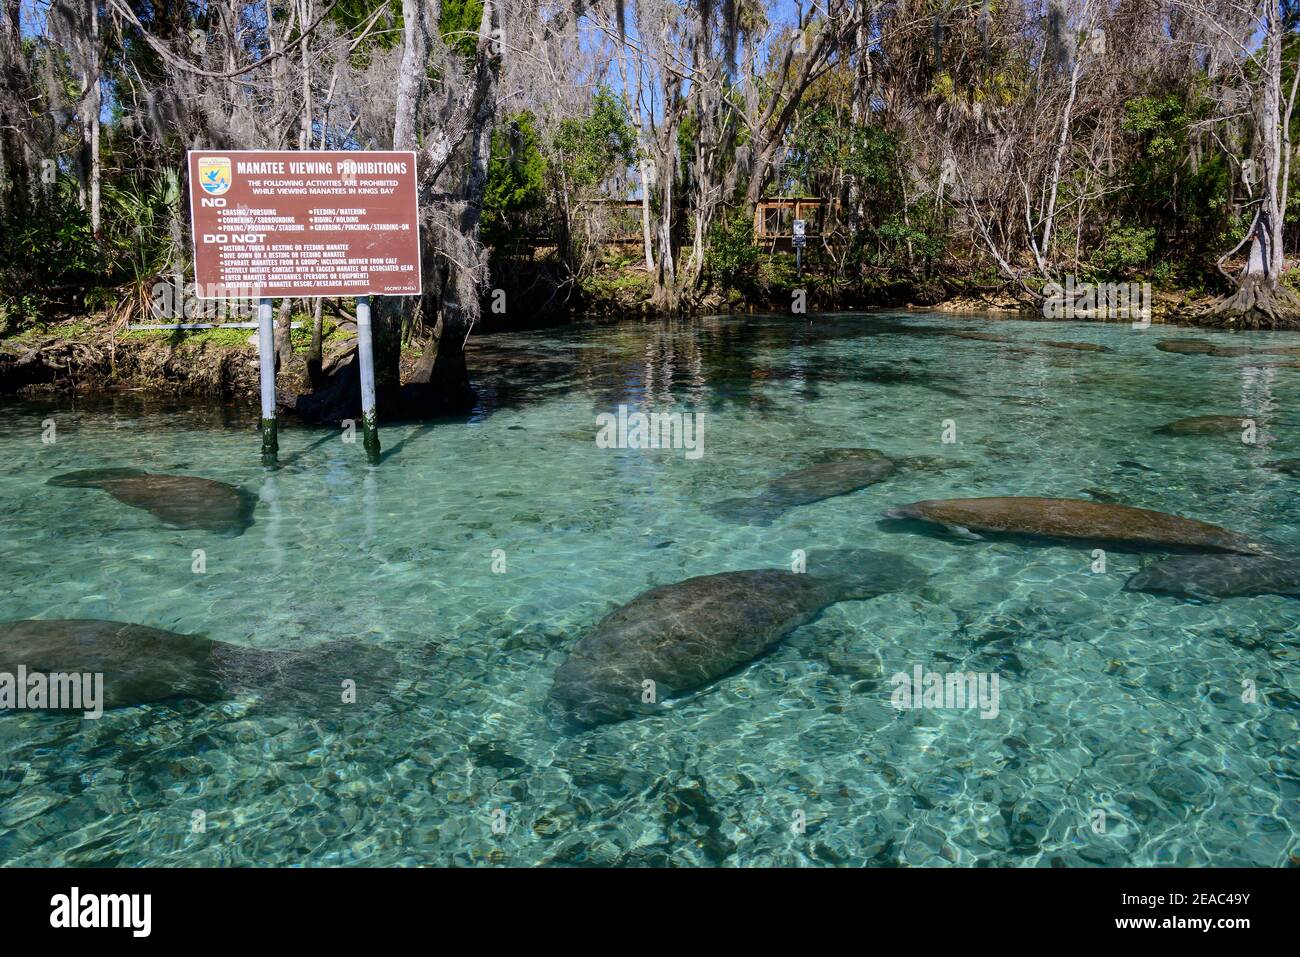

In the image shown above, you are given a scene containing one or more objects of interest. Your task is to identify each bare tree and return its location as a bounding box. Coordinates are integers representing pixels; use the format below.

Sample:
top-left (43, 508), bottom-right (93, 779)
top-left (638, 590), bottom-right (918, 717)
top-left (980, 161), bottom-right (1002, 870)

top-left (1201, 0), bottom-right (1300, 326)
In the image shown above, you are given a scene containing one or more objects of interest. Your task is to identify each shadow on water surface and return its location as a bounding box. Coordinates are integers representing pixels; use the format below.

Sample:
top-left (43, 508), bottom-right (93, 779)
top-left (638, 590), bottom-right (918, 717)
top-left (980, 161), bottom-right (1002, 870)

top-left (466, 312), bottom-right (971, 418)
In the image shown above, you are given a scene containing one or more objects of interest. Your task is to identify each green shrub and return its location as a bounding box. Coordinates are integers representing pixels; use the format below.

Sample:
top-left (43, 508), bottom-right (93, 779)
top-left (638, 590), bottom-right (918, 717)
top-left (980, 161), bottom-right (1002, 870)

top-left (704, 208), bottom-right (760, 292)
top-left (1096, 225), bottom-right (1157, 277)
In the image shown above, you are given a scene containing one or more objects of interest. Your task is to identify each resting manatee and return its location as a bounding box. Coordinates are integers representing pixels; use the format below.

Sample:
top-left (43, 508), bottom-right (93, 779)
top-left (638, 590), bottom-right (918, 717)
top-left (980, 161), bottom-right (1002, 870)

top-left (48, 468), bottom-right (256, 534)
top-left (1265, 459), bottom-right (1300, 475)
top-left (1155, 415), bottom-right (1251, 436)
top-left (1156, 339), bottom-right (1220, 355)
top-left (947, 330), bottom-right (1014, 343)
top-left (1081, 487), bottom-right (1123, 504)
top-left (897, 454), bottom-right (969, 473)
top-left (1238, 344), bottom-right (1300, 356)
top-left (1117, 460), bottom-right (1157, 472)
top-left (709, 449), bottom-right (896, 525)
top-left (550, 549), bottom-right (925, 725)
top-left (946, 331), bottom-right (1109, 353)
top-left (0, 619), bottom-right (393, 713)
top-left (1125, 555), bottom-right (1300, 600)
top-left (854, 364), bottom-right (969, 399)
top-left (881, 496), bottom-right (1262, 554)
top-left (1041, 340), bottom-right (1112, 353)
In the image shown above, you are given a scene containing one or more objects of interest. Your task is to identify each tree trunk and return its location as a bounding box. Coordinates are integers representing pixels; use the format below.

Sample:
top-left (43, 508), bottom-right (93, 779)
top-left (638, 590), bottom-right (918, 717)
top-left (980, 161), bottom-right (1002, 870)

top-left (274, 297), bottom-right (294, 372)
top-left (652, 173), bottom-right (680, 311)
top-left (638, 160), bottom-right (655, 274)
top-left (1207, 5), bottom-right (1300, 329)
top-left (1208, 208), bottom-right (1300, 328)
top-left (88, 0), bottom-right (100, 233)
top-left (76, 0), bottom-right (101, 232)
top-left (307, 298), bottom-right (324, 387)
top-left (403, 0), bottom-right (497, 413)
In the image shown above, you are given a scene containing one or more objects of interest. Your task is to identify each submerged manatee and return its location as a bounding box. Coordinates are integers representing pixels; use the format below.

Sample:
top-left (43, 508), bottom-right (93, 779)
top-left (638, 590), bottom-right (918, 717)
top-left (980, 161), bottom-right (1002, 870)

top-left (709, 449), bottom-right (896, 525)
top-left (0, 619), bottom-right (394, 713)
top-left (881, 496), bottom-right (1261, 554)
top-left (1041, 340), bottom-right (1112, 353)
top-left (897, 454), bottom-right (970, 473)
top-left (1081, 487), bottom-right (1123, 504)
top-left (1125, 555), bottom-right (1300, 600)
top-left (854, 364), bottom-right (969, 399)
top-left (1156, 338), bottom-right (1300, 358)
top-left (947, 330), bottom-right (1015, 343)
top-left (1156, 339), bottom-right (1220, 355)
top-left (48, 468), bottom-right (257, 534)
top-left (944, 330), bottom-right (1109, 353)
top-left (1265, 459), bottom-right (1300, 475)
top-left (550, 549), bottom-right (925, 725)
top-left (1155, 415), bottom-right (1252, 436)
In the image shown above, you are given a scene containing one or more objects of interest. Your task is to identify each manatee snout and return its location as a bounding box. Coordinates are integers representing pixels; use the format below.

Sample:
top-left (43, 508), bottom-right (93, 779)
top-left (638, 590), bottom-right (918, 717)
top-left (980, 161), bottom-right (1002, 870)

top-left (865, 553), bottom-right (929, 593)
top-left (549, 647), bottom-right (679, 727)
top-left (881, 505), bottom-right (921, 521)
top-left (546, 696), bottom-right (627, 731)
top-left (707, 496), bottom-right (776, 526)
top-left (1122, 566), bottom-right (1169, 594)
top-left (548, 667), bottom-right (643, 727)
top-left (543, 690), bottom-right (598, 730)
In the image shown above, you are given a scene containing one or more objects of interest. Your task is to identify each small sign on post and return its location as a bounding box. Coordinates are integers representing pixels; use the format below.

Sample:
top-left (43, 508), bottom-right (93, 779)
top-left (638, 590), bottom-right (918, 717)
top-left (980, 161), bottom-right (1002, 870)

top-left (187, 149), bottom-right (422, 465)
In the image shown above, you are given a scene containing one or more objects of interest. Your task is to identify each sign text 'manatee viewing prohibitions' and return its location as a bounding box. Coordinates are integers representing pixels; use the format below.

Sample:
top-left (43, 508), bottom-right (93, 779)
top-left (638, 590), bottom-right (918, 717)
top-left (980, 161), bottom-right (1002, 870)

top-left (187, 149), bottom-right (421, 298)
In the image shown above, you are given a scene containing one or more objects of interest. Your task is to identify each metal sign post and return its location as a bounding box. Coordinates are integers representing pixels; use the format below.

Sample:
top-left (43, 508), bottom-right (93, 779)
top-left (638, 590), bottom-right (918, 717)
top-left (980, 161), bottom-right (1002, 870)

top-left (355, 295), bottom-right (380, 463)
top-left (186, 149), bottom-right (422, 466)
top-left (257, 296), bottom-right (278, 464)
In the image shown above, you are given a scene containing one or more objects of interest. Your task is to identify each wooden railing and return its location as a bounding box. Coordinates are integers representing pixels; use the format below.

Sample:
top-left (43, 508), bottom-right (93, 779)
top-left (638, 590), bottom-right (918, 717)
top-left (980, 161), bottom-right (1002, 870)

top-left (753, 198), bottom-right (831, 242)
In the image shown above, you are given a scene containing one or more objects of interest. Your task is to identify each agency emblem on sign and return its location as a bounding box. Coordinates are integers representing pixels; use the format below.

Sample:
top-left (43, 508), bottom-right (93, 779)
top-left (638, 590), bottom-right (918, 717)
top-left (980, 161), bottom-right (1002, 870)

top-left (197, 156), bottom-right (232, 195)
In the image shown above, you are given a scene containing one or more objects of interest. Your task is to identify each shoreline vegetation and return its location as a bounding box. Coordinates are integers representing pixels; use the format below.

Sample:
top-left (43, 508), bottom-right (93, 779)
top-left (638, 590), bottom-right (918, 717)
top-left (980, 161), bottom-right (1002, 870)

top-left (0, 279), bottom-right (1228, 407)
top-left (8, 1), bottom-right (1300, 418)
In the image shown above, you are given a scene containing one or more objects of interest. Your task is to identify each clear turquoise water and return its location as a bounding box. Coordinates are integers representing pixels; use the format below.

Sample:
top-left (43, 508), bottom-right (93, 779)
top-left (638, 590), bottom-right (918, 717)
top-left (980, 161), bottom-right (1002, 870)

top-left (1, 311), bottom-right (1297, 867)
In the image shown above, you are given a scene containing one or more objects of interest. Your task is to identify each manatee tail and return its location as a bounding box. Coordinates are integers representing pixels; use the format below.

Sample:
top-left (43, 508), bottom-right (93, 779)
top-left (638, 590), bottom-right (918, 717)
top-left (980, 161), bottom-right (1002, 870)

top-left (808, 548), bottom-right (927, 601)
top-left (48, 467), bottom-right (145, 488)
top-left (224, 639), bottom-right (402, 716)
top-left (706, 495), bottom-right (779, 526)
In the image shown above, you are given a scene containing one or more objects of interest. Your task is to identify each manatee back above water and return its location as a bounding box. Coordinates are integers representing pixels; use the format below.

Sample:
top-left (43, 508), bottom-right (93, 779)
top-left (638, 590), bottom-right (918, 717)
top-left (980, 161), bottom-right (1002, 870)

top-left (48, 468), bottom-right (257, 534)
top-left (881, 496), bottom-right (1261, 554)
top-left (550, 549), bottom-right (925, 725)
top-left (709, 449), bottom-right (896, 525)
top-left (0, 619), bottom-right (396, 713)
top-left (1125, 554), bottom-right (1300, 600)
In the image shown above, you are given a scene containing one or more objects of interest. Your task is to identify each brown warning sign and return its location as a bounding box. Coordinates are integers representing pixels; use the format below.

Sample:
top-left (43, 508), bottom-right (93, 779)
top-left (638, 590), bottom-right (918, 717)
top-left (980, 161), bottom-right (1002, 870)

top-left (187, 150), bottom-right (421, 298)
